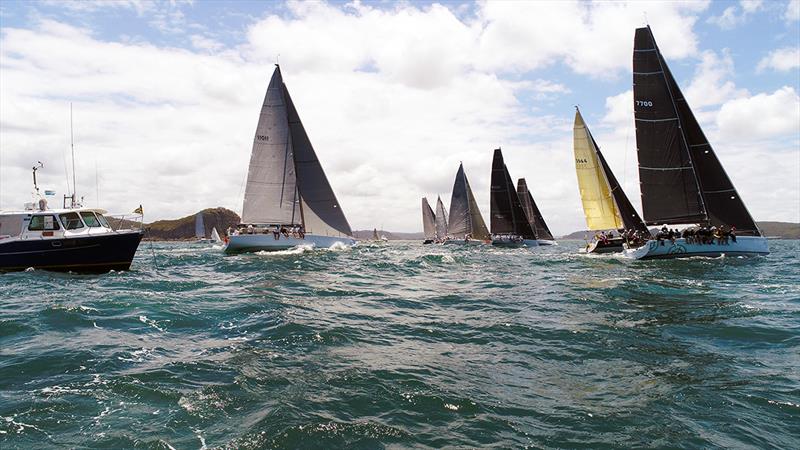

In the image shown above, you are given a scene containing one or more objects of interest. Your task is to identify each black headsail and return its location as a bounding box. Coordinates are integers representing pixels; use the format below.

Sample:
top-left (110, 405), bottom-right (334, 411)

top-left (633, 26), bottom-right (759, 235)
top-left (283, 78), bottom-right (353, 237)
top-left (490, 148), bottom-right (536, 239)
top-left (586, 125), bottom-right (650, 234)
top-left (516, 178), bottom-right (554, 240)
top-left (448, 163), bottom-right (490, 240)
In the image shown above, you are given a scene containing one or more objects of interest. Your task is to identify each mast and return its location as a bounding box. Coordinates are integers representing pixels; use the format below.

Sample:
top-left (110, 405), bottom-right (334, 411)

top-left (70, 103), bottom-right (76, 208)
top-left (633, 26), bottom-right (759, 235)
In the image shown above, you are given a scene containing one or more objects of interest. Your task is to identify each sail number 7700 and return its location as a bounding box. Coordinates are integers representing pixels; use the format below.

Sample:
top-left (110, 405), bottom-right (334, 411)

top-left (636, 100), bottom-right (653, 107)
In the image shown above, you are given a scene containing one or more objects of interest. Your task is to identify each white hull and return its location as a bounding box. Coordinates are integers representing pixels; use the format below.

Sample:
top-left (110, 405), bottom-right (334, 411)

top-left (537, 240), bottom-right (557, 246)
top-left (623, 236), bottom-right (769, 260)
top-left (224, 233), bottom-right (356, 254)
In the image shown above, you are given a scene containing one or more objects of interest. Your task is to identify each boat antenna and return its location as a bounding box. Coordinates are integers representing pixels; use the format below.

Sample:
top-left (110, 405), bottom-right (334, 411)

top-left (643, 11), bottom-right (648, 26)
top-left (95, 159), bottom-right (99, 207)
top-left (70, 102), bottom-right (77, 208)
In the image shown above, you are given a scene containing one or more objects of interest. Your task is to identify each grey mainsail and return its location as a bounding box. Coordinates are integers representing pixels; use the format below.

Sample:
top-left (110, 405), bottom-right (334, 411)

top-left (434, 196), bottom-right (448, 240)
top-left (195, 212), bottom-right (205, 239)
top-left (240, 65), bottom-right (352, 237)
top-left (241, 66), bottom-right (298, 225)
top-left (447, 163), bottom-right (489, 240)
top-left (421, 197), bottom-right (436, 240)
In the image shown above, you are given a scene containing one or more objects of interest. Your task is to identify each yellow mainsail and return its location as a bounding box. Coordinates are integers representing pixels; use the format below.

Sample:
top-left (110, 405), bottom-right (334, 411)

top-left (573, 109), bottom-right (623, 231)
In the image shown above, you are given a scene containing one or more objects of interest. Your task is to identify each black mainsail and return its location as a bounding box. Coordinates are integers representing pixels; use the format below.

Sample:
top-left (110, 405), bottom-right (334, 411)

top-left (516, 178), bottom-right (554, 240)
top-left (490, 148), bottom-right (536, 239)
top-left (241, 65), bottom-right (352, 237)
top-left (421, 197), bottom-right (436, 240)
top-left (633, 26), bottom-right (759, 235)
top-left (447, 163), bottom-right (490, 240)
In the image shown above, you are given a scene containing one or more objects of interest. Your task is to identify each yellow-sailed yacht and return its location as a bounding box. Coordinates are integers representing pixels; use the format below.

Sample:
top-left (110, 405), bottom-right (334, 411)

top-left (573, 107), bottom-right (649, 253)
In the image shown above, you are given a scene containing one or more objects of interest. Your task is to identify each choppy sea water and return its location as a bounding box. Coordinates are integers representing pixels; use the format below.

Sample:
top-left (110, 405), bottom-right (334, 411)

top-left (1, 240), bottom-right (798, 449)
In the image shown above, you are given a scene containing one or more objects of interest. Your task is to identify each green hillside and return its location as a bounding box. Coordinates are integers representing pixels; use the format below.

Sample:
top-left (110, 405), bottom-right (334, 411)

top-left (145, 207), bottom-right (240, 240)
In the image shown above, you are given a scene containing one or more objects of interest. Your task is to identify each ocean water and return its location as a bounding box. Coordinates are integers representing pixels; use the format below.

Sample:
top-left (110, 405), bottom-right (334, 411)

top-left (1, 240), bottom-right (798, 449)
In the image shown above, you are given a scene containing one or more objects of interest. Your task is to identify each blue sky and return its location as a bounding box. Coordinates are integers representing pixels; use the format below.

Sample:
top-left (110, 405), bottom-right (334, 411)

top-left (1, 0), bottom-right (798, 233)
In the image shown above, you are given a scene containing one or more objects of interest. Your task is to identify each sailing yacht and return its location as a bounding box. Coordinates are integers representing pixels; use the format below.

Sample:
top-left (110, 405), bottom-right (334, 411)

top-left (434, 196), bottom-right (448, 243)
top-left (421, 197), bottom-right (436, 244)
top-left (195, 212), bottom-right (210, 243)
top-left (490, 148), bottom-right (538, 247)
top-left (210, 227), bottom-right (222, 244)
top-left (224, 65), bottom-right (356, 253)
top-left (445, 163), bottom-right (490, 245)
top-left (0, 164), bottom-right (142, 272)
top-left (623, 26), bottom-right (768, 259)
top-left (517, 178), bottom-right (556, 246)
top-left (573, 107), bottom-right (649, 253)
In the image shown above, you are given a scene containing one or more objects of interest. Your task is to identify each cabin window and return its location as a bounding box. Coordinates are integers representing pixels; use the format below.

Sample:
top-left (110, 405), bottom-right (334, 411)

top-left (58, 212), bottom-right (85, 230)
top-left (28, 215), bottom-right (61, 231)
top-left (80, 212), bottom-right (101, 227)
top-left (96, 214), bottom-right (111, 228)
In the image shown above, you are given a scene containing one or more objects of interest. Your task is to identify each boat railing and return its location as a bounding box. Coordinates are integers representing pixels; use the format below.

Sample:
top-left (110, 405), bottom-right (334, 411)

top-left (105, 213), bottom-right (144, 231)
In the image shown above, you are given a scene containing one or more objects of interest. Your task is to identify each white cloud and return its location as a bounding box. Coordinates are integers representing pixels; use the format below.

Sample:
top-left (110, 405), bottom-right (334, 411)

top-left (786, 0), bottom-right (800, 23)
top-left (707, 0), bottom-right (763, 29)
top-left (716, 86), bottom-right (800, 139)
top-left (685, 49), bottom-right (749, 110)
top-left (757, 47), bottom-right (800, 72)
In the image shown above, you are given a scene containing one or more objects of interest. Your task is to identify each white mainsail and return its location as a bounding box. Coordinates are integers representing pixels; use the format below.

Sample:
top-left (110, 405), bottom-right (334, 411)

top-left (210, 227), bottom-right (221, 243)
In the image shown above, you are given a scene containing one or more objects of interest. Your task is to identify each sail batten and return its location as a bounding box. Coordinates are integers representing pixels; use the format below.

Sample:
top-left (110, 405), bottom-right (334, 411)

top-left (490, 149), bottom-right (536, 239)
top-left (633, 26), bottom-right (760, 234)
top-left (447, 164), bottom-right (490, 240)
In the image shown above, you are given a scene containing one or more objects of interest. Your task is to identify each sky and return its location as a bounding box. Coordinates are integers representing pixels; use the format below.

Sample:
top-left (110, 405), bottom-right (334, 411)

top-left (0, 0), bottom-right (798, 235)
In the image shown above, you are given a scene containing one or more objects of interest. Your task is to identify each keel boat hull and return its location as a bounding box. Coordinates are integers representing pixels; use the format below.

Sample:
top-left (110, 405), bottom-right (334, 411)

top-left (623, 236), bottom-right (769, 260)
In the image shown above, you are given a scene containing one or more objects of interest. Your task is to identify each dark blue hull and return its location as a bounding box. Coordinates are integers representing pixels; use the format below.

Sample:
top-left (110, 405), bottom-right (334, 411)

top-left (0, 231), bottom-right (143, 273)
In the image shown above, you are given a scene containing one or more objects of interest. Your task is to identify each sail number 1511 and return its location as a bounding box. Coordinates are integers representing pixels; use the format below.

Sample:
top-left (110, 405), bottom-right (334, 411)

top-left (636, 100), bottom-right (653, 107)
